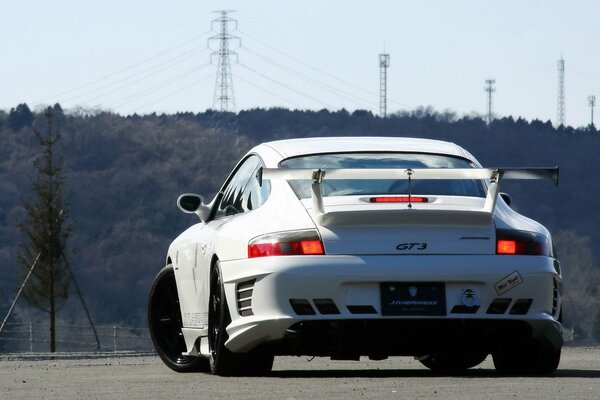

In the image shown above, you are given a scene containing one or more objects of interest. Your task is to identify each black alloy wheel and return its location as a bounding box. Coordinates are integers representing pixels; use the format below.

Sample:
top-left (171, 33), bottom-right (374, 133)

top-left (148, 265), bottom-right (208, 372)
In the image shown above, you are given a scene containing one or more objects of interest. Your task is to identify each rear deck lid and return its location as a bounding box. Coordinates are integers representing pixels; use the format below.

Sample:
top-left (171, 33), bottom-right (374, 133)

top-left (302, 195), bottom-right (496, 255)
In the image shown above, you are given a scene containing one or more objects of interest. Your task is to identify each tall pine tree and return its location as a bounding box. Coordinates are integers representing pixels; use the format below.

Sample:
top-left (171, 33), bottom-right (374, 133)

top-left (17, 107), bottom-right (73, 352)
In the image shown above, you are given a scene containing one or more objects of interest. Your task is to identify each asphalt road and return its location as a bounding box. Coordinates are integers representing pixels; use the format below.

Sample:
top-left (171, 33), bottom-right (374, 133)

top-left (1, 347), bottom-right (599, 400)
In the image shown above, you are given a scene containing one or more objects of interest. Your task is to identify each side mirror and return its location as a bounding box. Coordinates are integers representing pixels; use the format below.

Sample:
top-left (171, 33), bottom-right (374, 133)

top-left (500, 192), bottom-right (512, 207)
top-left (177, 194), bottom-right (211, 221)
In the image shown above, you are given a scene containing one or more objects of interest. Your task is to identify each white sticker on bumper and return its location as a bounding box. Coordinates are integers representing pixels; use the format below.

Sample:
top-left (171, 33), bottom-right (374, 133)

top-left (494, 271), bottom-right (523, 295)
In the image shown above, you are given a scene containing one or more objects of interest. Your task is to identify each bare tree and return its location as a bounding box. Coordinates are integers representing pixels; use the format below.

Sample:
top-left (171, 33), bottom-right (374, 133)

top-left (17, 107), bottom-right (73, 352)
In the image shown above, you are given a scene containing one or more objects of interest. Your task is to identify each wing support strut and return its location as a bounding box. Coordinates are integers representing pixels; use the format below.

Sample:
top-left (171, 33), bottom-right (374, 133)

top-left (311, 169), bottom-right (326, 215)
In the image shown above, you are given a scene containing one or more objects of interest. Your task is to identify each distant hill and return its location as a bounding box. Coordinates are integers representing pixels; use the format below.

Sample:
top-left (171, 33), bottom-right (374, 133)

top-left (1, 105), bottom-right (599, 342)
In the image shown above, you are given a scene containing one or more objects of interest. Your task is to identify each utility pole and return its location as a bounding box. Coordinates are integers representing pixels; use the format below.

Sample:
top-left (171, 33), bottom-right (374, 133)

top-left (484, 79), bottom-right (496, 125)
top-left (589, 95), bottom-right (596, 128)
top-left (379, 53), bottom-right (390, 118)
top-left (557, 57), bottom-right (565, 127)
top-left (209, 10), bottom-right (240, 112)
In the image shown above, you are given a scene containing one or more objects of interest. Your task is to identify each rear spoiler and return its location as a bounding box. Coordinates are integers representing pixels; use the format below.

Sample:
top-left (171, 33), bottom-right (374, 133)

top-left (260, 167), bottom-right (558, 218)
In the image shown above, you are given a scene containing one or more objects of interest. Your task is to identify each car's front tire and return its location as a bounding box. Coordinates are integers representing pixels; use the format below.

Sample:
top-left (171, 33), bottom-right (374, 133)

top-left (148, 265), bottom-right (209, 372)
top-left (208, 262), bottom-right (274, 376)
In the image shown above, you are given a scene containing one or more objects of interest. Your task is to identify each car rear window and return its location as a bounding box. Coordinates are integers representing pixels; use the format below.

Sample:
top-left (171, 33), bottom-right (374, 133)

top-left (279, 152), bottom-right (486, 198)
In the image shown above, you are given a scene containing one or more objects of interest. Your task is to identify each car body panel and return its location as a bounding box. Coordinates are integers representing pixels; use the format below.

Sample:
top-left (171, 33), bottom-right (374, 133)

top-left (256, 136), bottom-right (479, 163)
top-left (217, 253), bottom-right (561, 352)
top-left (160, 136), bottom-right (562, 363)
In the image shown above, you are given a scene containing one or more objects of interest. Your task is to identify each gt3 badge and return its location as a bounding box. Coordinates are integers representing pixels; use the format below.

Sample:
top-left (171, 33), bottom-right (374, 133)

top-left (396, 243), bottom-right (427, 251)
top-left (494, 271), bottom-right (523, 295)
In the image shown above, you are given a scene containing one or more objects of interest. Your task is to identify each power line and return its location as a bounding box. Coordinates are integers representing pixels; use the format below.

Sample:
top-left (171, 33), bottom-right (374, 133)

top-left (65, 46), bottom-right (209, 104)
top-left (133, 73), bottom-right (215, 113)
top-left (238, 29), bottom-right (374, 95)
top-left (37, 31), bottom-right (212, 104)
top-left (237, 62), bottom-right (333, 109)
top-left (235, 74), bottom-right (303, 108)
top-left (239, 46), bottom-right (377, 109)
top-left (238, 28), bottom-right (411, 109)
top-left (107, 63), bottom-right (212, 109)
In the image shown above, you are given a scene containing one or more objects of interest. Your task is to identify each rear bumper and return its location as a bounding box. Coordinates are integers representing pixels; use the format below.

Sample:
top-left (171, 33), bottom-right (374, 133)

top-left (218, 254), bottom-right (562, 355)
top-left (276, 318), bottom-right (562, 359)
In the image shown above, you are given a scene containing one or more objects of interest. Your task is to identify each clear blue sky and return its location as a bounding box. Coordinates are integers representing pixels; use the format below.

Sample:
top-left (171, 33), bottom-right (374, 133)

top-left (1, 0), bottom-right (598, 127)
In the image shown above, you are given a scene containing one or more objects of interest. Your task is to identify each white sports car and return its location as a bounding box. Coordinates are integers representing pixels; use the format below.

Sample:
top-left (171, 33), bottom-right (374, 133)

top-left (148, 137), bottom-right (562, 376)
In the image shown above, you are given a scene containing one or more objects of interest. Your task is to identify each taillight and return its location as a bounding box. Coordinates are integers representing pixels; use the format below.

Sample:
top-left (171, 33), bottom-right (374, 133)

top-left (248, 230), bottom-right (325, 258)
top-left (496, 229), bottom-right (551, 256)
top-left (497, 240), bottom-right (517, 254)
top-left (370, 196), bottom-right (428, 203)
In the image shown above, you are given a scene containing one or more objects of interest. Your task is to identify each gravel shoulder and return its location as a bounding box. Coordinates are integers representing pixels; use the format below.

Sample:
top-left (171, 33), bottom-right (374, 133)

top-left (1, 347), bottom-right (599, 400)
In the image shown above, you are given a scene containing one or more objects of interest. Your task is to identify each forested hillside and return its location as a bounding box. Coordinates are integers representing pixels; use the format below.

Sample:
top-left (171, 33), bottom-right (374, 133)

top-left (1, 104), bottom-right (599, 344)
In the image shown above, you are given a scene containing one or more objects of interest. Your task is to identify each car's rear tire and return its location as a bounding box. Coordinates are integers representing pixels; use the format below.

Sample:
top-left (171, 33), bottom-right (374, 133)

top-left (492, 342), bottom-right (561, 375)
top-left (419, 350), bottom-right (488, 374)
top-left (148, 265), bottom-right (209, 372)
top-left (208, 262), bottom-right (274, 376)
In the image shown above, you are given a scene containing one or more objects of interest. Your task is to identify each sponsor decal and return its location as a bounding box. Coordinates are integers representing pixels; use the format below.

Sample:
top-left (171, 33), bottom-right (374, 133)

top-left (183, 312), bottom-right (208, 328)
top-left (494, 271), bottom-right (523, 295)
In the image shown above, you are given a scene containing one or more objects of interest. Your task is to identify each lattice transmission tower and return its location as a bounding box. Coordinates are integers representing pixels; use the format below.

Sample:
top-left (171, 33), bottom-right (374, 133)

top-left (557, 57), bottom-right (565, 127)
top-left (379, 53), bottom-right (390, 117)
top-left (209, 10), bottom-right (240, 112)
top-left (484, 79), bottom-right (496, 125)
top-left (589, 95), bottom-right (596, 128)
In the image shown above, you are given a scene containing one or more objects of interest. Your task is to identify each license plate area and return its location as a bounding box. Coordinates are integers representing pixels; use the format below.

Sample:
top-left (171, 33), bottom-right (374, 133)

top-left (380, 282), bottom-right (446, 316)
